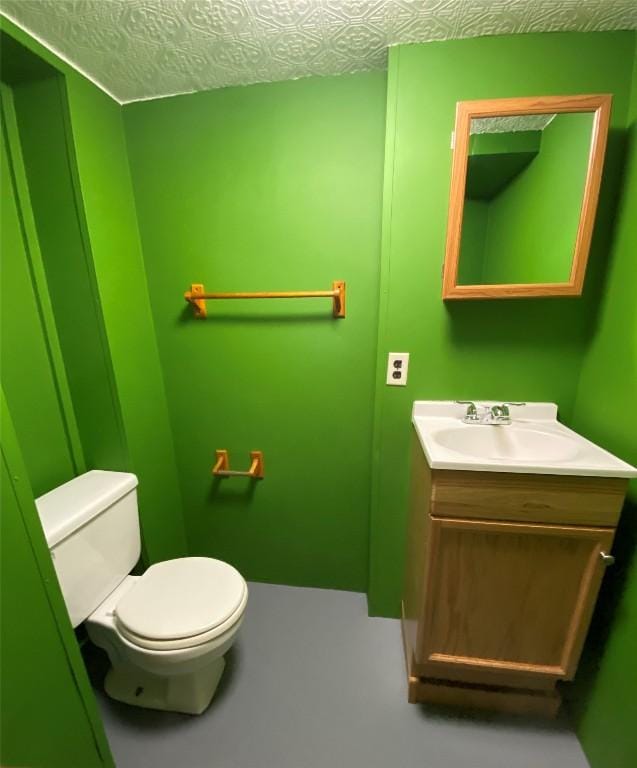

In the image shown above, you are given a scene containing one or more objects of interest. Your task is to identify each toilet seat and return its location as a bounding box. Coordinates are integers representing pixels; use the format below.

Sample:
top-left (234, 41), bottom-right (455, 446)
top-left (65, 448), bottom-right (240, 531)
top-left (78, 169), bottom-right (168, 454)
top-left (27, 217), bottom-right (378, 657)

top-left (114, 557), bottom-right (247, 651)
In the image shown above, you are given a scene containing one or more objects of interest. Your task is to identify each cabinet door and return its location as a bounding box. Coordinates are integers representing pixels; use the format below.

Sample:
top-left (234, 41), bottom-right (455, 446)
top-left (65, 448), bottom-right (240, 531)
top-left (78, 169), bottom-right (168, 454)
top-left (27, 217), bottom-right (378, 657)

top-left (417, 516), bottom-right (614, 681)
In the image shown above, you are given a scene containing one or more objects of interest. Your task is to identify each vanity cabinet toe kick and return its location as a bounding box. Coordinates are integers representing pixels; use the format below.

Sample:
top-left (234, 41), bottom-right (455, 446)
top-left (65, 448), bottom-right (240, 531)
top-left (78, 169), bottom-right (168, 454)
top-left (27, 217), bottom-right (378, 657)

top-left (401, 430), bottom-right (628, 717)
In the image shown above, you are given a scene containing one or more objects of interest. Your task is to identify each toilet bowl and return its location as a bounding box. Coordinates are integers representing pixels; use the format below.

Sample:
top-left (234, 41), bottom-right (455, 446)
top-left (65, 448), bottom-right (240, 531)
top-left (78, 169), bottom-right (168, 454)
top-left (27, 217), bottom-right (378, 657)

top-left (86, 558), bottom-right (247, 714)
top-left (35, 471), bottom-right (247, 715)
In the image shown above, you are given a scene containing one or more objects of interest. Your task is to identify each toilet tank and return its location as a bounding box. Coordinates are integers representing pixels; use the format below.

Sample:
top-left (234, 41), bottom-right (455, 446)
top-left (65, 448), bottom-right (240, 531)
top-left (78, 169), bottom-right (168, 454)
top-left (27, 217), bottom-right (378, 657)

top-left (35, 470), bottom-right (140, 627)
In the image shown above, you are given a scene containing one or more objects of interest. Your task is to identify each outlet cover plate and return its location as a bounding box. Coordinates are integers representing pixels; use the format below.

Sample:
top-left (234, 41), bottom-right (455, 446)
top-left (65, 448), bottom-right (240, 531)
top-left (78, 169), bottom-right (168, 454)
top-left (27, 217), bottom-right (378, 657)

top-left (387, 352), bottom-right (409, 386)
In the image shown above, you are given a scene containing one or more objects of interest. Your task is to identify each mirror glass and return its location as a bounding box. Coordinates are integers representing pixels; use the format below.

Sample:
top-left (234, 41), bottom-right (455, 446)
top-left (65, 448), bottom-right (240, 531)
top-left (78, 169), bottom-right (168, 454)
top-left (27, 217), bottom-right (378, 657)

top-left (456, 112), bottom-right (595, 286)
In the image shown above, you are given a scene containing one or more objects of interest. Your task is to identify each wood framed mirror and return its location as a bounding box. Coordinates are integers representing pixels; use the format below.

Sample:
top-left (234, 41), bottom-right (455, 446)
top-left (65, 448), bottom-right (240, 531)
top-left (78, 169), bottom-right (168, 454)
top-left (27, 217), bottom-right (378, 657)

top-left (442, 94), bottom-right (612, 300)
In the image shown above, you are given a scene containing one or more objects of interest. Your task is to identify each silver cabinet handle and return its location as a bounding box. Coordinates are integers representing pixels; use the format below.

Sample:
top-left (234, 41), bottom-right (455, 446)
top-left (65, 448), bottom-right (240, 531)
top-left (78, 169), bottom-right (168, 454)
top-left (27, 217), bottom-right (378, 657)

top-left (600, 551), bottom-right (615, 565)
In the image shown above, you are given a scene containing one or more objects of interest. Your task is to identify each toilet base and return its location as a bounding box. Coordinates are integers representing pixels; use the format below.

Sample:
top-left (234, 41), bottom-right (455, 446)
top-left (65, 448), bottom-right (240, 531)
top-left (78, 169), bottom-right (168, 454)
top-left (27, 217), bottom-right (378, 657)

top-left (104, 657), bottom-right (226, 715)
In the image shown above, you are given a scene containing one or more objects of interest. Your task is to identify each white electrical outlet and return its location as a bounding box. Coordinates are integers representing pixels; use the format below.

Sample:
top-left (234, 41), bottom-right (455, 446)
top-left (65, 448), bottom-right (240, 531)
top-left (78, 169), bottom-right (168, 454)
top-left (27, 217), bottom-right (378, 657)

top-left (386, 352), bottom-right (409, 386)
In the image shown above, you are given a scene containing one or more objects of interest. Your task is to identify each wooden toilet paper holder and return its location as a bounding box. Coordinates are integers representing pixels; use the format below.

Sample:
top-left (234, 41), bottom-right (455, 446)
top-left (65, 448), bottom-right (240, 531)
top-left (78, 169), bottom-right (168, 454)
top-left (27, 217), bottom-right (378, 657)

top-left (212, 450), bottom-right (264, 479)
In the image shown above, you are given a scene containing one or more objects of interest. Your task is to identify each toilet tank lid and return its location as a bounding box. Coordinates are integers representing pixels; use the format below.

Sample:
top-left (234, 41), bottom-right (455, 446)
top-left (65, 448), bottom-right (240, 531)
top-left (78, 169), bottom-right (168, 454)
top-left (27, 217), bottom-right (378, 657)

top-left (35, 470), bottom-right (138, 548)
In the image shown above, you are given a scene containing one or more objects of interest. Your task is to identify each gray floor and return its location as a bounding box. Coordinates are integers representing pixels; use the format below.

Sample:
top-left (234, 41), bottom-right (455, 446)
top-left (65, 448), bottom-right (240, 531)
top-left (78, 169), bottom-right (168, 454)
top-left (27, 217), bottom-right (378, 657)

top-left (95, 582), bottom-right (589, 768)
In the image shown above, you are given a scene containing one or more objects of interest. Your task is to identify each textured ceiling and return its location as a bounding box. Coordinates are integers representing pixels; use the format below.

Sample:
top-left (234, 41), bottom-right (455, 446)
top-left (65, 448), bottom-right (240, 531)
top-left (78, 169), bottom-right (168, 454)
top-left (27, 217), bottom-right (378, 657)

top-left (471, 115), bottom-right (556, 134)
top-left (2, 1), bottom-right (636, 104)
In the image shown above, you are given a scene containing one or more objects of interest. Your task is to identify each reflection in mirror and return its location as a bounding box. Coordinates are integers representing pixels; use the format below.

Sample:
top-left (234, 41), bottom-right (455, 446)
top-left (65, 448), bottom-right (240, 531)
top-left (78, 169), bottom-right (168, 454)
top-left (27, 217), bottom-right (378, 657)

top-left (458, 112), bottom-right (594, 286)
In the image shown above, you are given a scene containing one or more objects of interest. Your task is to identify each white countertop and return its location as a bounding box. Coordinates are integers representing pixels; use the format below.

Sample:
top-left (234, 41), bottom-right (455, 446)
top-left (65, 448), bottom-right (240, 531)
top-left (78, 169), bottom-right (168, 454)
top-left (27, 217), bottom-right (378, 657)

top-left (412, 401), bottom-right (637, 478)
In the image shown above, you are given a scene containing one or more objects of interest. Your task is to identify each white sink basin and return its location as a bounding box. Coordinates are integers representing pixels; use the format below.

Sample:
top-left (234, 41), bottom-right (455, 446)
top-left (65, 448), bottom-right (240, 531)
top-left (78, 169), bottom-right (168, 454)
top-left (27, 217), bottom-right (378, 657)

top-left (412, 401), bottom-right (637, 478)
top-left (433, 425), bottom-right (581, 463)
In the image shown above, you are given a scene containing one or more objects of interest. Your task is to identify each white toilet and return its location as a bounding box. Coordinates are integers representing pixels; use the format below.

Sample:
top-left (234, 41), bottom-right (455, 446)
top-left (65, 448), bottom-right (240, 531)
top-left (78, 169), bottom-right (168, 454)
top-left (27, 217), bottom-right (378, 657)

top-left (35, 470), bottom-right (248, 715)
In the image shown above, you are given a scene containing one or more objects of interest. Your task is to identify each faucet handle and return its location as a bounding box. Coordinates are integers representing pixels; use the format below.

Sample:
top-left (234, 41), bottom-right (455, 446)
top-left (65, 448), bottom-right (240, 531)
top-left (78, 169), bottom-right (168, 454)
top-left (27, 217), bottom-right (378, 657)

top-left (456, 400), bottom-right (479, 421)
top-left (491, 402), bottom-right (525, 421)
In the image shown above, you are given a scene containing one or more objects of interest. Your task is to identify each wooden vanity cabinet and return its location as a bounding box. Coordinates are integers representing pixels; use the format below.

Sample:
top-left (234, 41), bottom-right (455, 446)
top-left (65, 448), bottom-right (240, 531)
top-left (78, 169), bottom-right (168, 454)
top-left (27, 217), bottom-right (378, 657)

top-left (402, 431), bottom-right (628, 715)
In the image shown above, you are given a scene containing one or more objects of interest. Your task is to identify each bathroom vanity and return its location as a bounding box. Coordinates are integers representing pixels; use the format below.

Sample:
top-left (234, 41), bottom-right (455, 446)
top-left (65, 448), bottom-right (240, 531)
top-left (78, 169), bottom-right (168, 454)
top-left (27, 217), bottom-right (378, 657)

top-left (402, 402), bottom-right (636, 716)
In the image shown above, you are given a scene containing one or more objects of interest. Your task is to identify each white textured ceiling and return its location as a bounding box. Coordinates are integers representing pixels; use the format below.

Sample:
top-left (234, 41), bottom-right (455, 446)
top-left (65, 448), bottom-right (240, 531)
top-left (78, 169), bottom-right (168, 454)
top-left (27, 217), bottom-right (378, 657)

top-left (2, 1), bottom-right (636, 104)
top-left (471, 115), bottom-right (556, 133)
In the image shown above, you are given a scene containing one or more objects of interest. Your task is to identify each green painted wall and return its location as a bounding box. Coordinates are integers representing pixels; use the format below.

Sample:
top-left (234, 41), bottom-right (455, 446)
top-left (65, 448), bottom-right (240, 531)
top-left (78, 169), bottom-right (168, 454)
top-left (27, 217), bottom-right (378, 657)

top-left (1, 396), bottom-right (113, 768)
top-left (571, 47), bottom-right (637, 768)
top-left (13, 74), bottom-right (128, 473)
top-left (123, 73), bottom-right (386, 591)
top-left (460, 132), bottom-right (540, 284)
top-left (63, 73), bottom-right (187, 563)
top-left (1, 75), bottom-right (112, 768)
top-left (457, 198), bottom-right (488, 284)
top-left (470, 130), bottom-right (541, 157)
top-left (1, 75), bottom-right (113, 763)
top-left (1, 83), bottom-right (82, 496)
top-left (464, 130), bottom-right (540, 202)
top-left (481, 112), bottom-right (593, 284)
top-left (369, 32), bottom-right (635, 617)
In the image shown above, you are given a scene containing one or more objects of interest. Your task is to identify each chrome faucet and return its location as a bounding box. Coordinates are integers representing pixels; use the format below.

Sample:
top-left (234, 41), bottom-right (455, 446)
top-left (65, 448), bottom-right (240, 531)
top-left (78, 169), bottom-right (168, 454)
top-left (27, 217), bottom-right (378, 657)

top-left (456, 401), bottom-right (525, 425)
top-left (456, 401), bottom-right (480, 423)
top-left (489, 404), bottom-right (511, 424)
